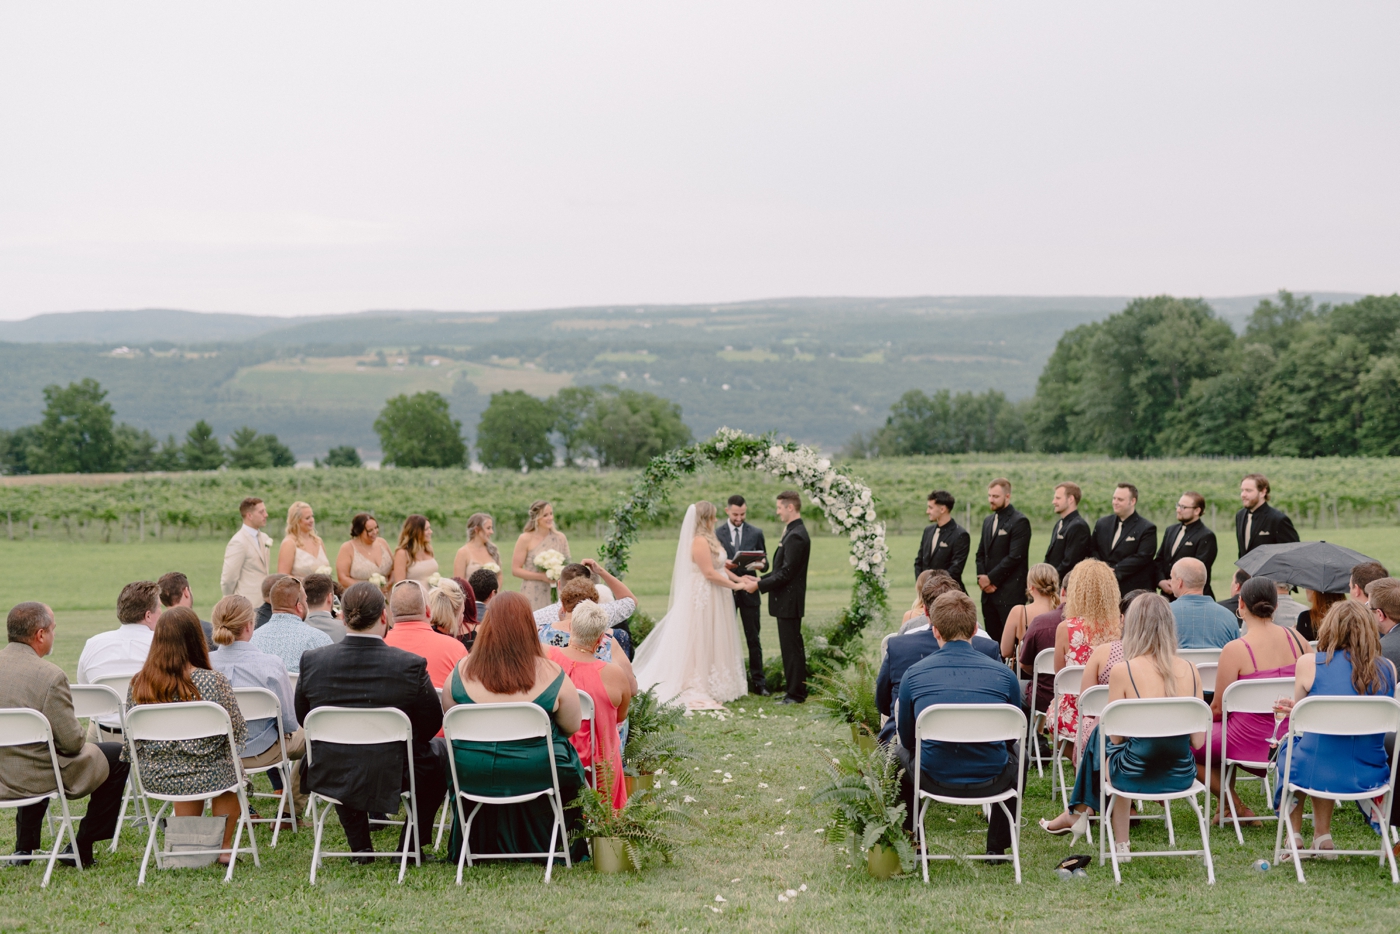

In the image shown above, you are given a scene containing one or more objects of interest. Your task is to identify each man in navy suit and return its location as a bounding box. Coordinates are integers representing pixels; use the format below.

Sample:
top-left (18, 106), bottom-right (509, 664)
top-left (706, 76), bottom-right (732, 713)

top-left (717, 494), bottom-right (769, 695)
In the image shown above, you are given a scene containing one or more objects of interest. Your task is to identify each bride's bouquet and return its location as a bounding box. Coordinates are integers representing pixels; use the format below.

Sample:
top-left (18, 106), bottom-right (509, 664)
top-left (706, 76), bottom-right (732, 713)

top-left (534, 550), bottom-right (567, 582)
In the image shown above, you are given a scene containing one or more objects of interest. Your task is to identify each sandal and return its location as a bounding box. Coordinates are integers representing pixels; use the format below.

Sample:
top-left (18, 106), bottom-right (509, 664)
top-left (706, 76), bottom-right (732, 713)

top-left (1313, 833), bottom-right (1337, 860)
top-left (1279, 832), bottom-right (1306, 862)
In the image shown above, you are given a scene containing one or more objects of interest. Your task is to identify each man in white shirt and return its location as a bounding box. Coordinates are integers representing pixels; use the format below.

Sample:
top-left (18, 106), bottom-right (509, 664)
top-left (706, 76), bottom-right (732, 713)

top-left (222, 496), bottom-right (272, 602)
top-left (76, 580), bottom-right (160, 734)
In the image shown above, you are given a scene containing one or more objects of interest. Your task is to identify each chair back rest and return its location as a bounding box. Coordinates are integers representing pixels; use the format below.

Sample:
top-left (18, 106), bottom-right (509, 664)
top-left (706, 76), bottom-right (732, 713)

top-left (1077, 684), bottom-right (1109, 719)
top-left (1032, 647), bottom-right (1055, 676)
top-left (232, 686), bottom-right (281, 723)
top-left (1220, 677), bottom-right (1296, 716)
top-left (1178, 648), bottom-right (1222, 667)
top-left (577, 692), bottom-right (595, 723)
top-left (1100, 696), bottom-right (1211, 739)
top-left (914, 703), bottom-right (1026, 745)
top-left (303, 706), bottom-right (411, 746)
top-left (442, 702), bottom-right (551, 744)
top-left (70, 684), bottom-right (124, 721)
top-left (880, 632), bottom-right (895, 662)
top-left (1053, 665), bottom-right (1084, 698)
top-left (0, 708), bottom-right (54, 748)
top-left (1196, 663), bottom-right (1218, 694)
top-left (1288, 695), bottom-right (1400, 738)
top-left (287, 672), bottom-right (299, 692)
top-left (125, 701), bottom-right (233, 743)
top-left (93, 674), bottom-right (132, 703)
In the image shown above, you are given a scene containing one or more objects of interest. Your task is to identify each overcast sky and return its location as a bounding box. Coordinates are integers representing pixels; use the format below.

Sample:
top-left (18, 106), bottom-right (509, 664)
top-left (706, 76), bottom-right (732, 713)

top-left (1, 2), bottom-right (1397, 319)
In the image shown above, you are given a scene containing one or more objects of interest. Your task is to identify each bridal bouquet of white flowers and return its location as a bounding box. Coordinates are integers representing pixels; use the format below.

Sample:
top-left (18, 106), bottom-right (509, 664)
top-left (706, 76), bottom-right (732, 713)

top-left (313, 565), bottom-right (333, 577)
top-left (368, 573), bottom-right (387, 587)
top-left (482, 562), bottom-right (501, 574)
top-left (534, 549), bottom-right (567, 582)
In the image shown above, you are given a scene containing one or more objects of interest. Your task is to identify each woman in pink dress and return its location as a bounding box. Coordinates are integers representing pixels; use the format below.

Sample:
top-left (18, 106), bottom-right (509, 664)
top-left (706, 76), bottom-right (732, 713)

top-left (1051, 560), bottom-right (1122, 742)
top-left (548, 600), bottom-right (632, 809)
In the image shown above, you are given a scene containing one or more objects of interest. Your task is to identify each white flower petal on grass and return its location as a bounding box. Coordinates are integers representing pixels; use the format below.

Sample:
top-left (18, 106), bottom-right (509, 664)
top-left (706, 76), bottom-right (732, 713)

top-left (785, 889), bottom-right (797, 897)
top-left (799, 884), bottom-right (808, 892)
top-left (757, 782), bottom-right (769, 789)
top-left (714, 895), bottom-right (726, 903)
top-left (765, 741), bottom-right (773, 747)
top-left (798, 786), bottom-right (806, 790)
top-left (777, 895), bottom-right (789, 903)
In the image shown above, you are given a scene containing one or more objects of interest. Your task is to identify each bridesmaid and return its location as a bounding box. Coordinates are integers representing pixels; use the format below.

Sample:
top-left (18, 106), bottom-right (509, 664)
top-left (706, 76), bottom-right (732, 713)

top-left (335, 512), bottom-right (394, 589)
top-left (392, 514), bottom-right (440, 584)
top-left (278, 501), bottom-right (329, 577)
top-left (512, 500), bottom-right (570, 611)
top-left (453, 512), bottom-right (502, 582)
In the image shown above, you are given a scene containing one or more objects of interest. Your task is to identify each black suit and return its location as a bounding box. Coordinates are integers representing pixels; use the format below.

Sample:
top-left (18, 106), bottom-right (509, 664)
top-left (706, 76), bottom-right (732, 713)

top-left (974, 506), bottom-right (1032, 642)
top-left (1235, 503), bottom-right (1299, 558)
top-left (1044, 510), bottom-right (1090, 583)
top-left (295, 634), bottom-right (448, 855)
top-left (717, 519), bottom-right (768, 686)
top-left (1091, 512), bottom-right (1159, 595)
top-left (1156, 520), bottom-right (1218, 598)
top-left (914, 519), bottom-right (970, 589)
top-left (757, 518), bottom-right (810, 701)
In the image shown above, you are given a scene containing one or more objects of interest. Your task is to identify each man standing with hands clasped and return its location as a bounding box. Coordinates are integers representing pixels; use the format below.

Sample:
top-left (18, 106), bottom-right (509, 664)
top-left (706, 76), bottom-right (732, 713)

top-left (718, 495), bottom-right (769, 696)
top-left (914, 490), bottom-right (969, 591)
top-left (757, 491), bottom-right (810, 705)
top-left (1091, 483), bottom-right (1158, 595)
top-left (222, 497), bottom-right (272, 603)
top-left (1156, 491), bottom-right (1218, 598)
top-left (974, 478), bottom-right (1031, 643)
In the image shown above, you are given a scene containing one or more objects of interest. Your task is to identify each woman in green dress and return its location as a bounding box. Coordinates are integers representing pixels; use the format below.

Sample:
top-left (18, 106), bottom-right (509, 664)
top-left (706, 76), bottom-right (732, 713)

top-left (443, 591), bottom-right (587, 862)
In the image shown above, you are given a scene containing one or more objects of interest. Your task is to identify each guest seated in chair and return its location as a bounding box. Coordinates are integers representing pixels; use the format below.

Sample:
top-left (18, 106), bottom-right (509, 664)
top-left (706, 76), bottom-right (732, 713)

top-left (443, 591), bottom-right (587, 863)
top-left (896, 591), bottom-right (1024, 858)
top-left (295, 582), bottom-right (448, 864)
top-left (384, 579), bottom-right (466, 689)
top-left (2, 602), bottom-right (131, 866)
top-left (548, 600), bottom-right (631, 809)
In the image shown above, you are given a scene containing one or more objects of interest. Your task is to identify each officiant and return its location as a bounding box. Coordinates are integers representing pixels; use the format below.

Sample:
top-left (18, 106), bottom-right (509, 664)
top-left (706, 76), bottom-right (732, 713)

top-left (719, 495), bottom-right (769, 696)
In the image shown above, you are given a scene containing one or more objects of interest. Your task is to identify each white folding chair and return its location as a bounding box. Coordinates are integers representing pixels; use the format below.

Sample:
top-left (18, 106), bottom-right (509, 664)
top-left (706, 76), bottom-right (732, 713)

top-left (1027, 648), bottom-right (1055, 777)
top-left (0, 709), bottom-right (83, 887)
top-left (913, 703), bottom-right (1027, 884)
top-left (124, 701), bottom-right (260, 884)
top-left (443, 703), bottom-right (572, 884)
top-left (1049, 666), bottom-right (1085, 809)
top-left (1069, 685), bottom-right (1111, 845)
top-left (62, 685), bottom-right (129, 833)
top-left (302, 706), bottom-right (419, 884)
top-left (287, 672), bottom-right (299, 694)
top-left (1179, 648), bottom-right (1222, 669)
top-left (1197, 663), bottom-right (1218, 697)
top-left (1217, 677), bottom-right (1293, 842)
top-left (85, 677), bottom-right (146, 852)
top-left (1273, 695), bottom-right (1400, 883)
top-left (576, 692), bottom-right (597, 791)
top-left (1098, 697), bottom-right (1215, 884)
top-left (232, 687), bottom-right (297, 847)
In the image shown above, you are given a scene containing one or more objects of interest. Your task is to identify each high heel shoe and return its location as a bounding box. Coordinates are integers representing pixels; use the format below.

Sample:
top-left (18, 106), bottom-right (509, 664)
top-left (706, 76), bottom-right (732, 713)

top-left (1069, 813), bottom-right (1092, 848)
top-left (1038, 817), bottom-right (1073, 836)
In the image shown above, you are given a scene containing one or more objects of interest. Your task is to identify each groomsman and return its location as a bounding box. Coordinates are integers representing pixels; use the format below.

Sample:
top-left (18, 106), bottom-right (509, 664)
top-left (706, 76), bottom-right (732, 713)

top-left (221, 497), bottom-right (272, 603)
top-left (718, 495), bottom-right (769, 695)
top-left (1236, 473), bottom-right (1299, 558)
top-left (974, 478), bottom-right (1031, 642)
top-left (1156, 491), bottom-right (1218, 598)
top-left (1091, 483), bottom-right (1158, 594)
top-left (913, 490), bottom-right (970, 590)
top-left (1044, 482), bottom-right (1090, 583)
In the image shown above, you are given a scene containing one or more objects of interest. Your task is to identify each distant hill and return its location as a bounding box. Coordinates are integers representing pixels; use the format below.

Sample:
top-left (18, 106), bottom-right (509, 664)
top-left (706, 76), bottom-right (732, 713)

top-left (0, 309), bottom-right (308, 344)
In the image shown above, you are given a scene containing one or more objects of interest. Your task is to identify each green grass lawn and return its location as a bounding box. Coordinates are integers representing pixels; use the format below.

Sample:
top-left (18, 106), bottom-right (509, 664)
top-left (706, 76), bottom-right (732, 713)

top-left (3, 532), bottom-right (1400, 932)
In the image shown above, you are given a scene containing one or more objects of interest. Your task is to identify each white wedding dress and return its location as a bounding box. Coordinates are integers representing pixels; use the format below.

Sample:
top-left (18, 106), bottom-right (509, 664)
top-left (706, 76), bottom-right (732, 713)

top-left (633, 505), bottom-right (748, 709)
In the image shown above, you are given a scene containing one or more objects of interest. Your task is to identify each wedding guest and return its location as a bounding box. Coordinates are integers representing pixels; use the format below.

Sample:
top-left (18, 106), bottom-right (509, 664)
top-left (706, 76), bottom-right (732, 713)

top-left (903, 572), bottom-right (935, 625)
top-left (1295, 589), bottom-right (1346, 642)
top-left (392, 515), bottom-right (439, 585)
top-left (221, 497), bottom-right (272, 603)
top-left (1275, 602), bottom-right (1397, 858)
top-left (540, 579), bottom-right (637, 692)
top-left (468, 568), bottom-right (498, 623)
top-left (1018, 580), bottom-right (1068, 715)
top-left (1274, 581), bottom-right (1308, 630)
top-left (1368, 578), bottom-right (1400, 670)
top-left (534, 559), bottom-right (637, 640)
top-left (1090, 483), bottom-right (1158, 595)
top-left (335, 513), bottom-right (393, 589)
top-left (208, 595), bottom-right (307, 819)
top-left (296, 583), bottom-right (447, 863)
top-left (427, 578), bottom-right (467, 638)
top-left (898, 571), bottom-right (959, 635)
top-left (1156, 491), bottom-right (1219, 598)
top-left (548, 600), bottom-right (631, 809)
top-left (385, 580), bottom-right (466, 689)
top-left (77, 580), bottom-right (160, 737)
top-left (914, 490), bottom-right (969, 590)
top-left (250, 577), bottom-right (332, 674)
top-left (1000, 564), bottom-right (1060, 661)
top-left (1051, 560), bottom-right (1122, 745)
top-left (452, 577), bottom-right (480, 651)
top-left (1218, 568), bottom-right (1251, 616)
top-left (1044, 482), bottom-right (1091, 583)
top-left (124, 608), bottom-right (248, 862)
top-left (302, 573), bottom-right (346, 643)
top-left (442, 591), bottom-right (586, 863)
top-left (254, 574), bottom-right (286, 630)
top-left (1351, 562), bottom-right (1390, 604)
top-left (158, 571), bottom-right (215, 649)
top-left (3, 602), bottom-right (131, 866)
top-left (974, 478), bottom-right (1032, 643)
top-left (278, 501), bottom-right (329, 578)
top-left (1168, 558), bottom-right (1238, 649)
top-left (1236, 473), bottom-right (1299, 558)
top-left (453, 513), bottom-right (502, 581)
top-left (513, 500), bottom-right (570, 611)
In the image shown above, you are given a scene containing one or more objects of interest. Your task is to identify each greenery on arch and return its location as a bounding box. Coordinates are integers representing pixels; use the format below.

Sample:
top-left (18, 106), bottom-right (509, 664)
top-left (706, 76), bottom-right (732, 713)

top-left (599, 428), bottom-right (889, 659)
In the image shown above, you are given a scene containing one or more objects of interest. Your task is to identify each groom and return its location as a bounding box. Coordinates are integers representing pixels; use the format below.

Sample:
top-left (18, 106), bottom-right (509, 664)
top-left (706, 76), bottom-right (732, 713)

top-left (718, 495), bottom-right (769, 695)
top-left (758, 490), bottom-right (810, 705)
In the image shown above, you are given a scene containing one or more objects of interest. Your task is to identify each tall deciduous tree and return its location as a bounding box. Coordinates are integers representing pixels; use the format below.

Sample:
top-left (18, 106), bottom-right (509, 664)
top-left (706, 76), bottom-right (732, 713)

top-left (476, 390), bottom-right (555, 471)
top-left (228, 426), bottom-right (297, 469)
top-left (579, 388), bottom-right (693, 468)
top-left (29, 378), bottom-right (118, 474)
top-left (375, 391), bottom-right (467, 468)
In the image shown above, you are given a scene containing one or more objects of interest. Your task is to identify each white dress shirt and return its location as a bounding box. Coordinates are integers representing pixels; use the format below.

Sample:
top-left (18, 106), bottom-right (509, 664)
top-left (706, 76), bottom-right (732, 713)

top-left (76, 623), bottom-right (155, 727)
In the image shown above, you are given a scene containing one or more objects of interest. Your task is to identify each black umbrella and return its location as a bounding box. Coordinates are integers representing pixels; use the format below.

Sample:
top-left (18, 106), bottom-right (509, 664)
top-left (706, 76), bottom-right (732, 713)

top-left (1235, 541), bottom-right (1379, 594)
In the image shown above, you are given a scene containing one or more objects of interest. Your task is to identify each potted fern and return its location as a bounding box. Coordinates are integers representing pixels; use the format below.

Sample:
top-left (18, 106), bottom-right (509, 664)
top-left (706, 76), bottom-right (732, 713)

top-left (622, 687), bottom-right (694, 796)
top-left (812, 659), bottom-right (881, 752)
top-left (571, 760), bottom-right (691, 873)
top-left (812, 742), bottom-right (914, 879)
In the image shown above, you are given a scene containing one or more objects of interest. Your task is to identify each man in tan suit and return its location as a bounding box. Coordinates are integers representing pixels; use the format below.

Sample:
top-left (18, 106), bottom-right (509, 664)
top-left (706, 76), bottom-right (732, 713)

top-left (1, 602), bottom-right (130, 866)
top-left (222, 497), bottom-right (272, 602)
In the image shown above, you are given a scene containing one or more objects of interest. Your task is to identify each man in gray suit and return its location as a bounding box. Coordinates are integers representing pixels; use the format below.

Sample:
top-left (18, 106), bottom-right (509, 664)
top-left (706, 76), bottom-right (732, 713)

top-left (1, 603), bottom-right (130, 866)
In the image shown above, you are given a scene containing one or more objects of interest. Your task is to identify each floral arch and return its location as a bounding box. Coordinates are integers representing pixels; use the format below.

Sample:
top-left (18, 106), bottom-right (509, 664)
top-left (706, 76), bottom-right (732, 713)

top-left (599, 427), bottom-right (889, 656)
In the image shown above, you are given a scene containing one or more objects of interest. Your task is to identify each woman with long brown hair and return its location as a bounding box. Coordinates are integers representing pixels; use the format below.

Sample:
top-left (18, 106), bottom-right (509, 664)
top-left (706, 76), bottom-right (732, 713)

top-left (512, 500), bottom-right (570, 610)
top-left (336, 512), bottom-right (393, 589)
top-left (124, 607), bottom-right (248, 862)
top-left (391, 514), bottom-right (439, 584)
top-left (441, 591), bottom-right (586, 861)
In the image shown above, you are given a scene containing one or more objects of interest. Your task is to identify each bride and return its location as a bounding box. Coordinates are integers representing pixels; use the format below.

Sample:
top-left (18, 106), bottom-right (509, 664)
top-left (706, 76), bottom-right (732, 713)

top-left (633, 502), bottom-right (754, 709)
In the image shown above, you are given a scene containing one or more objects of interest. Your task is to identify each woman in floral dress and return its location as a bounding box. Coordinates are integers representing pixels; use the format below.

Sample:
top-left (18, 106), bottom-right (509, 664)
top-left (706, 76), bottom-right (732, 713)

top-left (1051, 559), bottom-right (1122, 742)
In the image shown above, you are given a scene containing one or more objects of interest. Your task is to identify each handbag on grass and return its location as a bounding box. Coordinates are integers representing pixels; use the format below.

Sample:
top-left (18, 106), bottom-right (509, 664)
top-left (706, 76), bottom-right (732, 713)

top-left (161, 816), bottom-right (227, 868)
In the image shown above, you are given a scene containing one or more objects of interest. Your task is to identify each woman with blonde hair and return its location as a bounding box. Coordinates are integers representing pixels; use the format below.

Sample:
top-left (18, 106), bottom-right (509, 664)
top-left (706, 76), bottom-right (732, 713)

top-left (453, 512), bottom-right (502, 582)
top-left (427, 578), bottom-right (466, 637)
top-left (512, 500), bottom-right (570, 610)
top-left (903, 571), bottom-right (935, 624)
top-left (391, 514), bottom-right (438, 584)
top-left (1050, 559), bottom-right (1122, 742)
top-left (278, 501), bottom-right (329, 577)
top-left (1000, 563), bottom-right (1061, 661)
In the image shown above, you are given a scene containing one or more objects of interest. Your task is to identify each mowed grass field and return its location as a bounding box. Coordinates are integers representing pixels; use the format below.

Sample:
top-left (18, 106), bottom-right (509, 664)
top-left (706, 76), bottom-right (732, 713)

top-left (2, 529), bottom-right (1400, 932)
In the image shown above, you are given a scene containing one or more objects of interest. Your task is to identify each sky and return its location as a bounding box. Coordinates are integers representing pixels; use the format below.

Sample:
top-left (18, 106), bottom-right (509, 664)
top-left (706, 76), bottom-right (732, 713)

top-left (1, 2), bottom-right (1397, 320)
